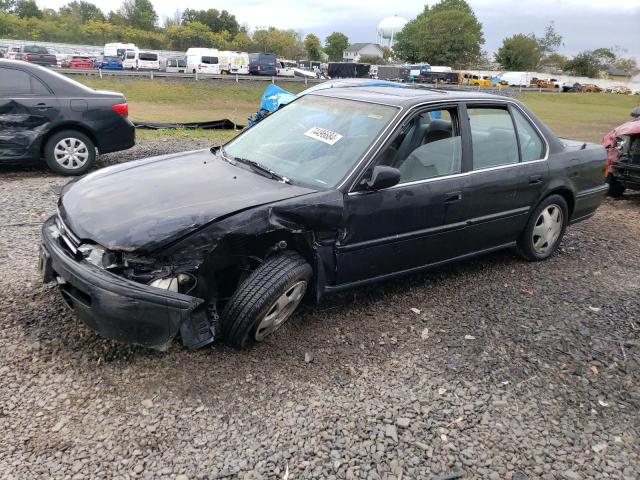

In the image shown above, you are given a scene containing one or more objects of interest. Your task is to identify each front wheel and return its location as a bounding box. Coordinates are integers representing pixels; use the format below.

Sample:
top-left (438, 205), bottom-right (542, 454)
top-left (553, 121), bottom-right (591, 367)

top-left (516, 194), bottom-right (569, 261)
top-left (220, 251), bottom-right (312, 349)
top-left (44, 130), bottom-right (96, 176)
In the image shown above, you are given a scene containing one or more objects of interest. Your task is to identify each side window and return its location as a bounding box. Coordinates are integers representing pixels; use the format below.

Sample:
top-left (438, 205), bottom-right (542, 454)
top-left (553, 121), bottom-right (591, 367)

top-left (468, 107), bottom-right (519, 169)
top-left (376, 108), bottom-right (462, 183)
top-left (512, 107), bottom-right (545, 161)
top-left (0, 68), bottom-right (31, 95)
top-left (0, 68), bottom-right (50, 96)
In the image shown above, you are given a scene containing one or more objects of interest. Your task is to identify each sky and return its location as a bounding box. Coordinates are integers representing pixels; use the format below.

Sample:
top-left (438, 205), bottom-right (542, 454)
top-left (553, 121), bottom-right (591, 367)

top-left (39, 0), bottom-right (640, 61)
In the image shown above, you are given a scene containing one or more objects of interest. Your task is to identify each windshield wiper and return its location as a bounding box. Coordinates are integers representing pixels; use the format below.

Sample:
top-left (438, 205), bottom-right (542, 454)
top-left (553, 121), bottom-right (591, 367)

top-left (227, 154), bottom-right (290, 184)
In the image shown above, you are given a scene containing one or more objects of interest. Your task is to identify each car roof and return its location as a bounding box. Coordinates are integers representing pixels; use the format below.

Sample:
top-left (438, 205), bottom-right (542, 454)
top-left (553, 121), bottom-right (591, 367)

top-left (309, 85), bottom-right (513, 108)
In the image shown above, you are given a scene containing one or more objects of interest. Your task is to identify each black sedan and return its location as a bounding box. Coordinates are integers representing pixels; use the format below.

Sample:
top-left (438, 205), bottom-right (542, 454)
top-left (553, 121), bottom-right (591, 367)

top-left (0, 59), bottom-right (135, 175)
top-left (40, 85), bottom-right (608, 351)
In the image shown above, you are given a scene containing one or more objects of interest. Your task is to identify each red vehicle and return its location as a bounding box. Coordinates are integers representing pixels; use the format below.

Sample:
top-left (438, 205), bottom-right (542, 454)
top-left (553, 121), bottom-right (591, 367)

top-left (603, 108), bottom-right (640, 197)
top-left (67, 56), bottom-right (94, 69)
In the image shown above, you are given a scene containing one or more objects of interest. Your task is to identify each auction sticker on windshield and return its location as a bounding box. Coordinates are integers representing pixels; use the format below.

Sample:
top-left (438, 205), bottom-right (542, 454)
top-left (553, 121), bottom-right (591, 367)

top-left (304, 127), bottom-right (343, 145)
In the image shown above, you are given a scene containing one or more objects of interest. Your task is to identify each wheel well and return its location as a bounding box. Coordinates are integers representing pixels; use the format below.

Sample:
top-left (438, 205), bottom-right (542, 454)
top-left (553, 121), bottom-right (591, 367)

top-left (40, 125), bottom-right (98, 159)
top-left (547, 188), bottom-right (575, 217)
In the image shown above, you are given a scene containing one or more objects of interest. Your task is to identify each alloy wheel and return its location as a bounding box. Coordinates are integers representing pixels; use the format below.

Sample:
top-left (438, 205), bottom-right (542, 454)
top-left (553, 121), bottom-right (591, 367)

top-left (254, 281), bottom-right (307, 341)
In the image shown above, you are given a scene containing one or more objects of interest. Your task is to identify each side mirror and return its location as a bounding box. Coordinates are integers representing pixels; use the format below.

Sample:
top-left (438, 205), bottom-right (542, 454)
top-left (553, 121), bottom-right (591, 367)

top-left (364, 165), bottom-right (401, 191)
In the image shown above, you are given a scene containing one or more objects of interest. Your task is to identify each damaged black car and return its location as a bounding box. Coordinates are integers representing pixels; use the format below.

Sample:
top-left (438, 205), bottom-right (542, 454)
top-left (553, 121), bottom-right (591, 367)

top-left (40, 86), bottom-right (608, 350)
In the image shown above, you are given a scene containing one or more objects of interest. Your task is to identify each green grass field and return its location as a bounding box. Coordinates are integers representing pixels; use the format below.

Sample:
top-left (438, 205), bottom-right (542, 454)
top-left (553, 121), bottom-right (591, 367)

top-left (75, 77), bottom-right (639, 145)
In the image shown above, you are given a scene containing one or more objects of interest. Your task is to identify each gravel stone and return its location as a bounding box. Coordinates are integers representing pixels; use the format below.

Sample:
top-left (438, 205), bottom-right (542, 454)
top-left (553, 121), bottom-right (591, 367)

top-left (0, 138), bottom-right (638, 479)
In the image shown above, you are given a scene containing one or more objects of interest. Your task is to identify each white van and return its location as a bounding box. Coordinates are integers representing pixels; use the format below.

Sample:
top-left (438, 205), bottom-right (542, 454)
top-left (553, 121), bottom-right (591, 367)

top-left (104, 42), bottom-right (137, 61)
top-left (186, 48), bottom-right (220, 75)
top-left (135, 51), bottom-right (160, 70)
top-left (218, 51), bottom-right (249, 75)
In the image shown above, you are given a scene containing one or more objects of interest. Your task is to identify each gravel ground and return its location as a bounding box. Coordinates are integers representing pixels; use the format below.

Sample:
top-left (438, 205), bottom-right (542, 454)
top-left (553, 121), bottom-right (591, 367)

top-left (0, 139), bottom-right (639, 479)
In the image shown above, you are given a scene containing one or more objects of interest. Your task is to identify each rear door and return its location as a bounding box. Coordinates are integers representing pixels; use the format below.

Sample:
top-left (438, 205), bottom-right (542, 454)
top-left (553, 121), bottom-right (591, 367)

top-left (461, 102), bottom-right (548, 252)
top-left (0, 66), bottom-right (59, 160)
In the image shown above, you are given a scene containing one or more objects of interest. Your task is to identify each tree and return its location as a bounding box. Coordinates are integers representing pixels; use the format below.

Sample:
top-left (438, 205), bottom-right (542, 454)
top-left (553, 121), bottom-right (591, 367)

top-left (536, 22), bottom-right (562, 57)
top-left (230, 30), bottom-right (252, 51)
top-left (13, 0), bottom-right (41, 18)
top-left (538, 52), bottom-right (567, 72)
top-left (0, 0), bottom-right (15, 13)
top-left (118, 0), bottom-right (157, 30)
top-left (359, 55), bottom-right (385, 64)
top-left (303, 33), bottom-right (322, 60)
top-left (181, 8), bottom-right (238, 35)
top-left (252, 27), bottom-right (304, 58)
top-left (495, 34), bottom-right (541, 71)
top-left (324, 32), bottom-right (348, 61)
top-left (59, 1), bottom-right (105, 23)
top-left (394, 0), bottom-right (484, 68)
top-left (563, 51), bottom-right (603, 77)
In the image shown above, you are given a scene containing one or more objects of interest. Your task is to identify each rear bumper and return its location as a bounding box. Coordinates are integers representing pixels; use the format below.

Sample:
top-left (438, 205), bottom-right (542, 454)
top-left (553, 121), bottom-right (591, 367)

top-left (97, 119), bottom-right (136, 154)
top-left (40, 216), bottom-right (202, 349)
top-left (571, 183), bottom-right (608, 224)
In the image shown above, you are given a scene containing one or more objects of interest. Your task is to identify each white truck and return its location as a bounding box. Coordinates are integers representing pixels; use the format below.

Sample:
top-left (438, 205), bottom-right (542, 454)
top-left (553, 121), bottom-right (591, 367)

top-left (186, 48), bottom-right (220, 75)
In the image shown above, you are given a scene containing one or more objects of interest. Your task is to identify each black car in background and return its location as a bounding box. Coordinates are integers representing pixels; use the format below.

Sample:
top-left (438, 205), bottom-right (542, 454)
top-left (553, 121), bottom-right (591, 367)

top-left (249, 53), bottom-right (277, 76)
top-left (0, 59), bottom-right (135, 175)
top-left (40, 86), bottom-right (608, 351)
top-left (13, 45), bottom-right (57, 67)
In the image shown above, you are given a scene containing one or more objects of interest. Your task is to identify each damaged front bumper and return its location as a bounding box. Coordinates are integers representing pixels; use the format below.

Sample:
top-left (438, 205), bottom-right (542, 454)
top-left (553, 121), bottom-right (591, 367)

top-left (40, 216), bottom-right (203, 349)
top-left (610, 162), bottom-right (640, 189)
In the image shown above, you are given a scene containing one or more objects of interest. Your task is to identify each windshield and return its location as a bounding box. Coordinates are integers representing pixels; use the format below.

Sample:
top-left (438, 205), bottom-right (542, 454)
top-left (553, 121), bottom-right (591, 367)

top-left (224, 95), bottom-right (398, 188)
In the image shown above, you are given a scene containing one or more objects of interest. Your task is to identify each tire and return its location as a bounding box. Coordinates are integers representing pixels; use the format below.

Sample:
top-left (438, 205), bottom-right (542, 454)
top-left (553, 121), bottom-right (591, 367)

top-left (44, 130), bottom-right (96, 176)
top-left (607, 176), bottom-right (626, 198)
top-left (220, 251), bottom-right (312, 349)
top-left (516, 194), bottom-right (569, 261)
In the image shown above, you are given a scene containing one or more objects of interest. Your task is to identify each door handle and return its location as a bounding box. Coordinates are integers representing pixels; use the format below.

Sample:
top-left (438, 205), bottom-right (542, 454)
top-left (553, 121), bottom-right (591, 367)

top-left (36, 103), bottom-right (50, 110)
top-left (444, 191), bottom-right (462, 203)
top-left (528, 174), bottom-right (543, 185)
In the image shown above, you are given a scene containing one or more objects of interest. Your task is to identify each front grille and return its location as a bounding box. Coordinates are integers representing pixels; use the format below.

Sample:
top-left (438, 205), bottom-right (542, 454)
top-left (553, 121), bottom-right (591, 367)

top-left (55, 214), bottom-right (81, 254)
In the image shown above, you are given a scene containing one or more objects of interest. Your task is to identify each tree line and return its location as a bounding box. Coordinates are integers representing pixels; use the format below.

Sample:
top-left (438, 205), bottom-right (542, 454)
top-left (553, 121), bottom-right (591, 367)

top-left (1, 0), bottom-right (636, 77)
top-left (0, 0), bottom-right (351, 59)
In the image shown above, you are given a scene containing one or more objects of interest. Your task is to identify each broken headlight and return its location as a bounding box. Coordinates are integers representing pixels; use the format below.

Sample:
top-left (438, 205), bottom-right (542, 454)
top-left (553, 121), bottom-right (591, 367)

top-left (148, 273), bottom-right (196, 294)
top-left (77, 244), bottom-right (122, 269)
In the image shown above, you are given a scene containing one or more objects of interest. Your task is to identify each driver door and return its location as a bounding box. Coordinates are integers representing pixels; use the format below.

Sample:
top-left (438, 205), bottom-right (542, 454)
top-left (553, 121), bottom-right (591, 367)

top-left (335, 104), bottom-right (472, 285)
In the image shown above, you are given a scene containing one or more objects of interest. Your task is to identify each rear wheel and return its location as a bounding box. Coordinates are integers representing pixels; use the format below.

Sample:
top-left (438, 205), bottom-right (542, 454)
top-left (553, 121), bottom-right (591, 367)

top-left (220, 251), bottom-right (312, 349)
top-left (44, 130), bottom-right (96, 176)
top-left (607, 176), bottom-right (626, 198)
top-left (517, 194), bottom-right (568, 261)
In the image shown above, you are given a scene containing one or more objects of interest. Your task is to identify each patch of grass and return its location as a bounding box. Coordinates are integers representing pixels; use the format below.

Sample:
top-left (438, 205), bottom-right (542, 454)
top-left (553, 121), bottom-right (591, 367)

top-left (76, 76), bottom-right (307, 124)
top-left (518, 92), bottom-right (639, 143)
top-left (136, 128), bottom-right (239, 143)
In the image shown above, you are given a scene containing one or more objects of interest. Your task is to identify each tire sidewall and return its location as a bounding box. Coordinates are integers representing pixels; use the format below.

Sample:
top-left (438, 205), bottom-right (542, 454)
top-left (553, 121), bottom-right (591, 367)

top-left (45, 130), bottom-right (96, 176)
top-left (221, 252), bottom-right (313, 349)
top-left (520, 194), bottom-right (569, 261)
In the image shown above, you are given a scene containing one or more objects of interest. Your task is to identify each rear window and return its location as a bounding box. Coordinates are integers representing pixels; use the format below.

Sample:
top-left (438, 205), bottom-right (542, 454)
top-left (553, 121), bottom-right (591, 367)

top-left (201, 56), bottom-right (218, 64)
top-left (25, 46), bottom-right (47, 54)
top-left (139, 52), bottom-right (157, 61)
top-left (178, 59), bottom-right (186, 67)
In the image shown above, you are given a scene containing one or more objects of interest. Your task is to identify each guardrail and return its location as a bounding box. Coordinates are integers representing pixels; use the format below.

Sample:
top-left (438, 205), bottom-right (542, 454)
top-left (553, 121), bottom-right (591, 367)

top-left (58, 67), bottom-right (326, 85)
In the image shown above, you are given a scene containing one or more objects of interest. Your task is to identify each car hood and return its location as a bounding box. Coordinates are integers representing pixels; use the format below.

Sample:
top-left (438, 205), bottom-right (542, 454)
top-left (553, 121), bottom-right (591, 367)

top-left (59, 149), bottom-right (316, 252)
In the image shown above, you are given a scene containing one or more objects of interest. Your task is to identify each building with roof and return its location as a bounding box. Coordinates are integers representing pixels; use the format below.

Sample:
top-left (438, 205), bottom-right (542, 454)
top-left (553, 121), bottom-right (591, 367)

top-left (343, 43), bottom-right (384, 63)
